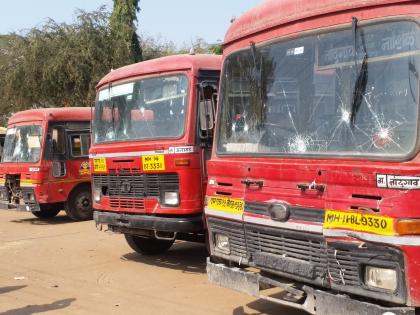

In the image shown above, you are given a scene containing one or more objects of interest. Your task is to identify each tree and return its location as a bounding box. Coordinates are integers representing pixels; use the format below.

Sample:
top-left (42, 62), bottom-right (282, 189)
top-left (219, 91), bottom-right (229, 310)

top-left (0, 8), bottom-right (116, 114)
top-left (178, 38), bottom-right (223, 55)
top-left (209, 43), bottom-right (223, 55)
top-left (0, 3), bottom-right (220, 124)
top-left (110, 0), bottom-right (142, 66)
top-left (140, 34), bottom-right (177, 60)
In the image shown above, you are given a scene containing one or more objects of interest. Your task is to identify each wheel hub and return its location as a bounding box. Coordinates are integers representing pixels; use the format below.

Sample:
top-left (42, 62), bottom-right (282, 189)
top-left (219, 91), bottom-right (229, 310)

top-left (76, 195), bottom-right (91, 211)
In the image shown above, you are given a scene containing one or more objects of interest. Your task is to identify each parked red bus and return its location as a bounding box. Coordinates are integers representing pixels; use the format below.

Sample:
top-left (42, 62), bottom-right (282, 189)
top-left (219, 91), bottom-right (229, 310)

top-left (206, 1), bottom-right (420, 314)
top-left (0, 108), bottom-right (92, 221)
top-left (92, 54), bottom-right (221, 255)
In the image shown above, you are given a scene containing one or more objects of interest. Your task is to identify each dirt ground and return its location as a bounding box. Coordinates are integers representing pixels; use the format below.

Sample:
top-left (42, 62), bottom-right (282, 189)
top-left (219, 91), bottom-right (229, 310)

top-left (0, 211), bottom-right (306, 315)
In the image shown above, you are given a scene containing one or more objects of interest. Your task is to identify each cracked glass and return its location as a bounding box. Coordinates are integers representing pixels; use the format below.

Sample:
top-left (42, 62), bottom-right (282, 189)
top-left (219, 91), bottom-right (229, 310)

top-left (217, 21), bottom-right (420, 158)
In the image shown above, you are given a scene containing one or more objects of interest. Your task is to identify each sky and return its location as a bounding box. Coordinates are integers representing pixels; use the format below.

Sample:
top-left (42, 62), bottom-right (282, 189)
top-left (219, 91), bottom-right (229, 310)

top-left (0, 0), bottom-right (262, 45)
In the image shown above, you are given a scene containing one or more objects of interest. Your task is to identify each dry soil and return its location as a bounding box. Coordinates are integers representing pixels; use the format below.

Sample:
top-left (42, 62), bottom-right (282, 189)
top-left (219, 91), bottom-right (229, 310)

top-left (0, 211), bottom-right (306, 315)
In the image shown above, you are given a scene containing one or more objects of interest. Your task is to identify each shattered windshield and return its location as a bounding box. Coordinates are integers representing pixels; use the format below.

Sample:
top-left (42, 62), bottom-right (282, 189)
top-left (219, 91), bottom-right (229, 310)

top-left (217, 21), bottom-right (420, 158)
top-left (2, 125), bottom-right (43, 163)
top-left (94, 74), bottom-right (188, 143)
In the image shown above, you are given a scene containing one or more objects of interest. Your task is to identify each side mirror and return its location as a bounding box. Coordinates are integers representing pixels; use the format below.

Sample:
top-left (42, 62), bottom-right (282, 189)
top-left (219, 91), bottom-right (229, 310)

top-left (199, 99), bottom-right (215, 138)
top-left (52, 160), bottom-right (66, 177)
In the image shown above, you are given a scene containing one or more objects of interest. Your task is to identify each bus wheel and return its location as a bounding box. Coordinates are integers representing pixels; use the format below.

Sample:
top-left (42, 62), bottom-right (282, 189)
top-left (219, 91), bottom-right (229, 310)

top-left (32, 206), bottom-right (60, 219)
top-left (125, 234), bottom-right (175, 255)
top-left (65, 186), bottom-right (92, 221)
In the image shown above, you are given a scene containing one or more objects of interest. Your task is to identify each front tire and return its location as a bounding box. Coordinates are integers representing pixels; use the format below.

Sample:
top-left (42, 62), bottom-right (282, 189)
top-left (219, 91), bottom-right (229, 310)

top-left (32, 205), bottom-right (61, 219)
top-left (125, 234), bottom-right (174, 255)
top-left (64, 185), bottom-right (92, 221)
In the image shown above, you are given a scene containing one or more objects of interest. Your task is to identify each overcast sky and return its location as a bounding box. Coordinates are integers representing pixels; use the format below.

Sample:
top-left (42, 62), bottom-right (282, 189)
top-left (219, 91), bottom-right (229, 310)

top-left (0, 0), bottom-right (262, 45)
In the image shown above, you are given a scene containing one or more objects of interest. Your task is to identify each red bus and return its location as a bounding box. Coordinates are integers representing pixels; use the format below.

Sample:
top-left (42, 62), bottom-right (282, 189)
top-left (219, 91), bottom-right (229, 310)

top-left (92, 54), bottom-right (221, 255)
top-left (0, 108), bottom-right (92, 221)
top-left (206, 1), bottom-right (420, 314)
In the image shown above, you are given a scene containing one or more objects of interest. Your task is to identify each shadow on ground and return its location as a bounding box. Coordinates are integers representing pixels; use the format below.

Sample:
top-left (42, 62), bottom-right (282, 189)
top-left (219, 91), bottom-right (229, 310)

top-left (121, 241), bottom-right (207, 274)
top-left (0, 298), bottom-right (76, 315)
top-left (0, 285), bottom-right (27, 295)
top-left (10, 213), bottom-right (74, 226)
top-left (232, 298), bottom-right (306, 315)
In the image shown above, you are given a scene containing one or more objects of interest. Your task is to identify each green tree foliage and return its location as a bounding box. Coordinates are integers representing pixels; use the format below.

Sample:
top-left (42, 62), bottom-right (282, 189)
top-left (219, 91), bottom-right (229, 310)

top-left (178, 37), bottom-right (223, 55)
top-left (0, 35), bottom-right (11, 69)
top-left (140, 34), bottom-right (177, 60)
top-left (0, 8), bottom-right (117, 116)
top-left (209, 44), bottom-right (223, 55)
top-left (140, 35), bottom-right (221, 60)
top-left (110, 0), bottom-right (142, 66)
top-left (0, 3), bottom-right (221, 123)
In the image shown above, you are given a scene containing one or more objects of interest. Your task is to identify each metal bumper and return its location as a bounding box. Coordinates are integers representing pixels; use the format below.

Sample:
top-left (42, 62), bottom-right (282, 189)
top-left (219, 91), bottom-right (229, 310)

top-left (94, 210), bottom-right (204, 233)
top-left (0, 200), bottom-right (40, 212)
top-left (207, 259), bottom-right (416, 315)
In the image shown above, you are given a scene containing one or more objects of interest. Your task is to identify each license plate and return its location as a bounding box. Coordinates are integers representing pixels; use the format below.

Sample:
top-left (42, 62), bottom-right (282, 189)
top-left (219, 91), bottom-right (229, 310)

top-left (142, 155), bottom-right (165, 171)
top-left (324, 210), bottom-right (395, 236)
top-left (93, 158), bottom-right (107, 172)
top-left (208, 197), bottom-right (245, 214)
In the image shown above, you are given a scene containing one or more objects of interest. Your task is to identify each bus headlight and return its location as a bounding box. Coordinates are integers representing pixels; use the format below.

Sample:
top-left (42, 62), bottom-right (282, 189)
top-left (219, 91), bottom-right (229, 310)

top-left (215, 233), bottom-right (230, 254)
top-left (93, 187), bottom-right (102, 203)
top-left (365, 266), bottom-right (397, 291)
top-left (163, 192), bottom-right (179, 207)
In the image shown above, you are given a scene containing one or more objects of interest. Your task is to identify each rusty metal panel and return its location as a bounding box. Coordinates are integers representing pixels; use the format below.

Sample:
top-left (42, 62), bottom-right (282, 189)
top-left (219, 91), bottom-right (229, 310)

top-left (225, 0), bottom-right (416, 45)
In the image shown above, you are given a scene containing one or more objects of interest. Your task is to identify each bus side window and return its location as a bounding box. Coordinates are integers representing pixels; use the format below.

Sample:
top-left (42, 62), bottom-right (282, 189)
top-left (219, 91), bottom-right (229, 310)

top-left (70, 134), bottom-right (90, 157)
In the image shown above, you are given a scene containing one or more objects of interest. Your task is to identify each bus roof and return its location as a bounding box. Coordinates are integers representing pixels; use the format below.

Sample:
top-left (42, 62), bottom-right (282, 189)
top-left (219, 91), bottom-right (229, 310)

top-left (8, 107), bottom-right (91, 125)
top-left (97, 54), bottom-right (222, 89)
top-left (225, 0), bottom-right (414, 45)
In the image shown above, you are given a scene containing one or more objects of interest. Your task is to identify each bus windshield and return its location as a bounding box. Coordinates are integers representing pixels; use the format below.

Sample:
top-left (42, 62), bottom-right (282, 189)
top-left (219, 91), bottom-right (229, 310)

top-left (217, 21), bottom-right (420, 158)
top-left (2, 125), bottom-right (43, 163)
top-left (94, 74), bottom-right (188, 143)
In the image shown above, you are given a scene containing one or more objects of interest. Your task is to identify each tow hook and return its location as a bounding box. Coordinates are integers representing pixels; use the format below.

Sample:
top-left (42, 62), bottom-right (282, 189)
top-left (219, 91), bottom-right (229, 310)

top-left (116, 217), bottom-right (130, 227)
top-left (154, 230), bottom-right (177, 241)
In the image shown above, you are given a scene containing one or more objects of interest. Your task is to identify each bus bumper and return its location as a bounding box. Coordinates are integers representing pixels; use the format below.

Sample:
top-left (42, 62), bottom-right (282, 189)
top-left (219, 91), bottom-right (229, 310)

top-left (94, 210), bottom-right (204, 234)
top-left (206, 258), bottom-right (415, 315)
top-left (0, 200), bottom-right (40, 212)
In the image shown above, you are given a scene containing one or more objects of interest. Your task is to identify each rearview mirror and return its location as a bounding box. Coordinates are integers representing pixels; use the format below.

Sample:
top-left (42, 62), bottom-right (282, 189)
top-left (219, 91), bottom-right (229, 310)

top-left (52, 160), bottom-right (66, 177)
top-left (199, 99), bottom-right (215, 133)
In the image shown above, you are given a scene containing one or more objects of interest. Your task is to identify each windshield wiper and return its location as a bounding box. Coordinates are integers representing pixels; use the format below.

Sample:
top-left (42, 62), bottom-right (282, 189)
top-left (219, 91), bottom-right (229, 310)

top-left (107, 84), bottom-right (116, 140)
top-left (111, 102), bottom-right (115, 137)
top-left (350, 17), bottom-right (369, 127)
top-left (250, 41), bottom-right (267, 116)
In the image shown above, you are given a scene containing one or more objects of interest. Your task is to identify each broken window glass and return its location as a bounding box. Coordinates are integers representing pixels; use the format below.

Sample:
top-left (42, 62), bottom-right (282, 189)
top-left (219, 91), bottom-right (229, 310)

top-left (217, 21), bottom-right (420, 158)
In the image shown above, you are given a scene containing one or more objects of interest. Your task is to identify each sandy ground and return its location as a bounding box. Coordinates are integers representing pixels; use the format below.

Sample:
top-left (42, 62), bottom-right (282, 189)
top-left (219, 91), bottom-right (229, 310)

top-left (0, 211), bottom-right (306, 315)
